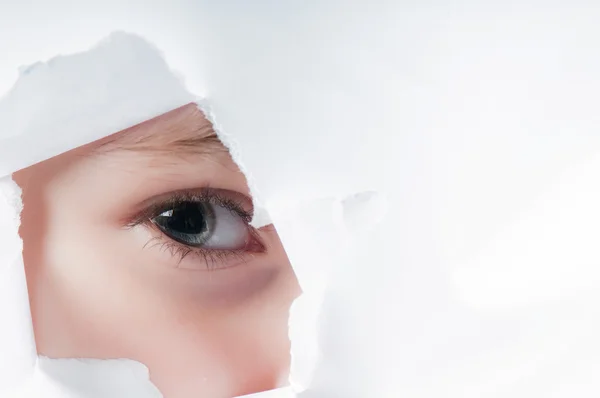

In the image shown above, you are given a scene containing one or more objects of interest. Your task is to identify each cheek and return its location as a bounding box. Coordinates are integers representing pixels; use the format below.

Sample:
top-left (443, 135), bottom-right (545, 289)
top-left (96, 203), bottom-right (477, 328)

top-left (26, 204), bottom-right (298, 392)
top-left (18, 161), bottom-right (300, 396)
top-left (30, 219), bottom-right (235, 382)
top-left (36, 224), bottom-right (295, 396)
top-left (124, 223), bottom-right (293, 309)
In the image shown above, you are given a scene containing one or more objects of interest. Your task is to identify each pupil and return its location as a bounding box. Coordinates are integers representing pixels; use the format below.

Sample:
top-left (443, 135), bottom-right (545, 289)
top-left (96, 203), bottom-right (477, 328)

top-left (159, 202), bottom-right (207, 235)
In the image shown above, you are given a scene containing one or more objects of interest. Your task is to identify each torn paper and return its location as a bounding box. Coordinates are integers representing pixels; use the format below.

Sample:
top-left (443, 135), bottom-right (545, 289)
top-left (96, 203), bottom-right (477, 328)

top-left (0, 31), bottom-right (195, 178)
top-left (3, 2), bottom-right (600, 398)
top-left (0, 176), bottom-right (36, 396)
top-left (1, 30), bottom-right (300, 398)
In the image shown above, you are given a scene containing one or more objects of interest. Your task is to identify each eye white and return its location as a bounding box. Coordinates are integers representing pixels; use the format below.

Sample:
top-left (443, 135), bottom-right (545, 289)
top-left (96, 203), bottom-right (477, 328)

top-left (202, 204), bottom-right (249, 249)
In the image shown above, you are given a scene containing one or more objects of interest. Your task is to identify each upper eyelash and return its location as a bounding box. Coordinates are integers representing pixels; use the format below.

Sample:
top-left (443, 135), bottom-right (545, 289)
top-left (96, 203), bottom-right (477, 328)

top-left (125, 187), bottom-right (253, 228)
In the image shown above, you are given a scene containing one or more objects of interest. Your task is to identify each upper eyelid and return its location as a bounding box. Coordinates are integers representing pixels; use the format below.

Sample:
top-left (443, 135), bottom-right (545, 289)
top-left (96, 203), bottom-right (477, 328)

top-left (121, 187), bottom-right (254, 228)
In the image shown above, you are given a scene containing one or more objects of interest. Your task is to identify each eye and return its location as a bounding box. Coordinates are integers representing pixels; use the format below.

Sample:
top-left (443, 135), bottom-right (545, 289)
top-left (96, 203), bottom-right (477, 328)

top-left (151, 200), bottom-right (251, 250)
top-left (125, 188), bottom-right (265, 269)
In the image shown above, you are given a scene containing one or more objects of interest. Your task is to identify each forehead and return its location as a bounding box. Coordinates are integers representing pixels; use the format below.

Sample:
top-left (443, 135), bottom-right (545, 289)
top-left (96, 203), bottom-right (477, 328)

top-left (91, 103), bottom-right (226, 157)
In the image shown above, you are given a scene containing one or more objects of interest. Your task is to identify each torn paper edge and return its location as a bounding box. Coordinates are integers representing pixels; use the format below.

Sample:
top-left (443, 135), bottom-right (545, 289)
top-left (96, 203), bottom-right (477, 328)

top-left (196, 99), bottom-right (273, 229)
top-left (0, 175), bottom-right (37, 396)
top-left (0, 31), bottom-right (298, 397)
top-left (0, 31), bottom-right (195, 179)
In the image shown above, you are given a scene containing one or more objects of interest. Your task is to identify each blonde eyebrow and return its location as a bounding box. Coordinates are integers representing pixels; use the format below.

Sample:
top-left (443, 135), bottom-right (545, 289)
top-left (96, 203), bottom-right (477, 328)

top-left (92, 103), bottom-right (227, 157)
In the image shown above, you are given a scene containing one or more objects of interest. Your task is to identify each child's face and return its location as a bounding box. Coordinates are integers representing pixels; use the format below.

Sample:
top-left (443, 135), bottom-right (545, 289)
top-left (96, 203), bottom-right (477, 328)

top-left (12, 103), bottom-right (301, 398)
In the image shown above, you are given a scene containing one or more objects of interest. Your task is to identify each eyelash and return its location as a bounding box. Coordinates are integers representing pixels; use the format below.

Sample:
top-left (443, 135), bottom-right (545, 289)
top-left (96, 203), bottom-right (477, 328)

top-left (125, 188), bottom-right (265, 270)
top-left (142, 235), bottom-right (257, 270)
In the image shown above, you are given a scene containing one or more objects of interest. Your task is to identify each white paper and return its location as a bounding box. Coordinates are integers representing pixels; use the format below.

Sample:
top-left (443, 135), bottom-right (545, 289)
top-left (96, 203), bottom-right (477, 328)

top-left (0, 31), bottom-right (195, 178)
top-left (0, 176), bottom-right (37, 395)
top-left (2, 2), bottom-right (600, 398)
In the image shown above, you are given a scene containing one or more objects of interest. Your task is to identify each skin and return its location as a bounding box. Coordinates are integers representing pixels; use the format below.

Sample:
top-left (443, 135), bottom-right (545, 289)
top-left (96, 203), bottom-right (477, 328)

top-left (12, 103), bottom-right (301, 398)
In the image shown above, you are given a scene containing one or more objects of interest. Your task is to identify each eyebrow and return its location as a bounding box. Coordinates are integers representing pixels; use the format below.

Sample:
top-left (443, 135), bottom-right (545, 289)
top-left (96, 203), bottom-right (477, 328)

top-left (92, 103), bottom-right (227, 157)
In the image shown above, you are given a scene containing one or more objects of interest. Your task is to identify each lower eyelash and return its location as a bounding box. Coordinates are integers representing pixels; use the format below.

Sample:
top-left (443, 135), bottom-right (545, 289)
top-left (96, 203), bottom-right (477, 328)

top-left (143, 234), bottom-right (255, 271)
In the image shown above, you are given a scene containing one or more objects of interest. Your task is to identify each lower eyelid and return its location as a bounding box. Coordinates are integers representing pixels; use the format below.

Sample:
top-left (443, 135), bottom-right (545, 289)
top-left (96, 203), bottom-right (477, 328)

top-left (141, 223), bottom-right (263, 271)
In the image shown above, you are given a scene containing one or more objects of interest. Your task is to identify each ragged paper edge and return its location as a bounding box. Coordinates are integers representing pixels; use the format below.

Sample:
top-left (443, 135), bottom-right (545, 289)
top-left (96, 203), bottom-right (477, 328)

top-left (197, 96), bottom-right (312, 393)
top-left (0, 31), bottom-right (301, 397)
top-left (268, 191), bottom-right (388, 393)
top-left (0, 176), bottom-right (167, 398)
top-left (196, 99), bottom-right (273, 229)
top-left (8, 357), bottom-right (164, 398)
top-left (0, 33), bottom-right (197, 395)
top-left (0, 31), bottom-right (195, 179)
top-left (199, 97), bottom-right (377, 391)
top-left (199, 85), bottom-right (390, 393)
top-left (0, 177), bottom-right (163, 398)
top-left (0, 176), bottom-right (37, 396)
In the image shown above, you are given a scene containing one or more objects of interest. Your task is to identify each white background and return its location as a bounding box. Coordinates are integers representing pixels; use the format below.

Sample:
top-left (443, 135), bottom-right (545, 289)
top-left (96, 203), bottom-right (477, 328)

top-left (2, 1), bottom-right (600, 397)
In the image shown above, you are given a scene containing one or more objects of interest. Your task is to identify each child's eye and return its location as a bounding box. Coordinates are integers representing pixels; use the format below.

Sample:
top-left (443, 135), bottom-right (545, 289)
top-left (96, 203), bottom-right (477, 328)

top-left (152, 201), bottom-right (250, 250)
top-left (126, 188), bottom-right (266, 270)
